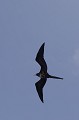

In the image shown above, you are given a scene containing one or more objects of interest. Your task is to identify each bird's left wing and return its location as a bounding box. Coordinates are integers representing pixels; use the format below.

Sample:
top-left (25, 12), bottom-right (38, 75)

top-left (35, 78), bottom-right (47, 103)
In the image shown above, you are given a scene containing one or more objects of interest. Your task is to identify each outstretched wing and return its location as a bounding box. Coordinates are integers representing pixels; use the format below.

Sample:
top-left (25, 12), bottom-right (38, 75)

top-left (35, 43), bottom-right (47, 73)
top-left (35, 78), bottom-right (47, 103)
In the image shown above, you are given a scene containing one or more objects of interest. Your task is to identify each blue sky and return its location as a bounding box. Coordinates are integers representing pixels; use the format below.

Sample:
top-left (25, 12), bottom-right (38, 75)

top-left (0, 0), bottom-right (79, 119)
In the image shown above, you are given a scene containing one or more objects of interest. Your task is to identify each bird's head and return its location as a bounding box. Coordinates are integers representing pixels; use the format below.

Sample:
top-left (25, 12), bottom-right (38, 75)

top-left (36, 73), bottom-right (40, 77)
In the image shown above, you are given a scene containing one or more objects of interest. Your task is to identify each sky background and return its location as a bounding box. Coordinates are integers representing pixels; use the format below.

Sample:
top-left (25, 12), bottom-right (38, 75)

top-left (0, 0), bottom-right (79, 120)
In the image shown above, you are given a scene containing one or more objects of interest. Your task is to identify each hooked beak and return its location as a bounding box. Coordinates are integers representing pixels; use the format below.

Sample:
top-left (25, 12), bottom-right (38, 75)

top-left (33, 74), bottom-right (36, 76)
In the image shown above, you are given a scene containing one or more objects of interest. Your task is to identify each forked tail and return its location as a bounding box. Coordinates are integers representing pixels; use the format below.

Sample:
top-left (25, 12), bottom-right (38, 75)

top-left (47, 74), bottom-right (63, 80)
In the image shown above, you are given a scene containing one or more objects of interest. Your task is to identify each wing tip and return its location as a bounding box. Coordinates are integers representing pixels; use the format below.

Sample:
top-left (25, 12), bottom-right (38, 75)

top-left (43, 42), bottom-right (45, 46)
top-left (42, 100), bottom-right (44, 103)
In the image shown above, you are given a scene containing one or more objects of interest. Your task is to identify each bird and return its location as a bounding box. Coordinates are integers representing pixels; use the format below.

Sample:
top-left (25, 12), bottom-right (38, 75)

top-left (35, 42), bottom-right (63, 103)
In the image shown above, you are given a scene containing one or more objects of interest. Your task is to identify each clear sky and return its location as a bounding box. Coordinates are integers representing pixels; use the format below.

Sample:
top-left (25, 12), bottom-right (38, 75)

top-left (0, 0), bottom-right (79, 120)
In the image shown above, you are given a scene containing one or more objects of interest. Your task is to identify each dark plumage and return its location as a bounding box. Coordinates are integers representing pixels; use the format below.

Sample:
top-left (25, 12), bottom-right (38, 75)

top-left (35, 43), bottom-right (63, 103)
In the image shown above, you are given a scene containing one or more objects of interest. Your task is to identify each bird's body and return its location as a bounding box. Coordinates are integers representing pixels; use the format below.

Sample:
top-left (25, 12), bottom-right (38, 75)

top-left (35, 43), bottom-right (63, 103)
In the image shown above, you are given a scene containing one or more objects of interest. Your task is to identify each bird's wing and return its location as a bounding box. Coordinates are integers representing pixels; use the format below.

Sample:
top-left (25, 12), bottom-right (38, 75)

top-left (35, 78), bottom-right (47, 103)
top-left (35, 43), bottom-right (47, 73)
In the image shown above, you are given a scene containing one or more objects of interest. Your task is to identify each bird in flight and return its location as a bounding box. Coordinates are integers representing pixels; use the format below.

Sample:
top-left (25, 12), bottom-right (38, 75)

top-left (35, 43), bottom-right (63, 103)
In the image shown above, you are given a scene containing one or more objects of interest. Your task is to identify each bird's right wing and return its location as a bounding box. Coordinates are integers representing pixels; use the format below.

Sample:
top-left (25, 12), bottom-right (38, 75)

top-left (35, 43), bottom-right (47, 73)
top-left (35, 78), bottom-right (47, 103)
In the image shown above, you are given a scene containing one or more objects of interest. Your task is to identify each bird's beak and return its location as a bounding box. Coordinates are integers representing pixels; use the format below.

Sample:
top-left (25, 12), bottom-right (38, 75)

top-left (33, 74), bottom-right (36, 76)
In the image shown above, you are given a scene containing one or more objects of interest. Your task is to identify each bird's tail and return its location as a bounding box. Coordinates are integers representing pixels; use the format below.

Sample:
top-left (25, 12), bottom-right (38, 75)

top-left (47, 74), bottom-right (63, 80)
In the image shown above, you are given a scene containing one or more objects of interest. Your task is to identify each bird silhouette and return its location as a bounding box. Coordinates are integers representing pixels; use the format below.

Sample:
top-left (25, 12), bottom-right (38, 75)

top-left (35, 43), bottom-right (63, 103)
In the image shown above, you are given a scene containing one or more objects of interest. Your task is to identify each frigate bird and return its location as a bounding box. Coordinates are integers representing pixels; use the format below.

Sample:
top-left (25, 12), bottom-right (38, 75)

top-left (35, 42), bottom-right (63, 103)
